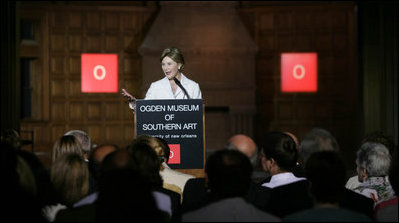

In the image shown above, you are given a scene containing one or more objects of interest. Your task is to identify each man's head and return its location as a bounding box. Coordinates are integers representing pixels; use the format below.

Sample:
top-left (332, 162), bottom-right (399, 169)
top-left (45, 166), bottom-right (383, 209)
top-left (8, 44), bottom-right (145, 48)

top-left (226, 134), bottom-right (258, 167)
top-left (205, 149), bottom-right (253, 199)
top-left (89, 144), bottom-right (120, 180)
top-left (300, 128), bottom-right (339, 165)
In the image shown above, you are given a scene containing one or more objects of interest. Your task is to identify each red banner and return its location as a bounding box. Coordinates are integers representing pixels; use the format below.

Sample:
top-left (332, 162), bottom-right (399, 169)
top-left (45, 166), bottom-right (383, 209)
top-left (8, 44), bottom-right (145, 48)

top-left (81, 54), bottom-right (118, 93)
top-left (281, 53), bottom-right (317, 92)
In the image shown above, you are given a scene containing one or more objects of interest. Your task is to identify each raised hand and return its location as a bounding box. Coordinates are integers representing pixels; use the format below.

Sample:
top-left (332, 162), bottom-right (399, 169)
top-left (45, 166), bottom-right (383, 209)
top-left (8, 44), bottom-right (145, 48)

top-left (121, 89), bottom-right (137, 111)
top-left (121, 88), bottom-right (136, 102)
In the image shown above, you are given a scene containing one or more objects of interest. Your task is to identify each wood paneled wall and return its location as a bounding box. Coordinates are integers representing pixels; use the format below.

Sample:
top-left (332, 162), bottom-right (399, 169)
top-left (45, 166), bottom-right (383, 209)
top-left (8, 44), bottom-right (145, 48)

top-left (19, 4), bottom-right (155, 165)
top-left (238, 2), bottom-right (359, 168)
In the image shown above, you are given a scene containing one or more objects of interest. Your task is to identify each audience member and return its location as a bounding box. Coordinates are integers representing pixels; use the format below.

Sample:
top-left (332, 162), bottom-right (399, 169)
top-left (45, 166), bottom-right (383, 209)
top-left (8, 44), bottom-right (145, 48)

top-left (73, 144), bottom-right (120, 207)
top-left (226, 134), bottom-right (258, 165)
top-left (96, 168), bottom-right (167, 222)
top-left (1, 128), bottom-right (22, 149)
top-left (283, 151), bottom-right (371, 221)
top-left (134, 135), bottom-right (195, 198)
top-left (2, 142), bottom-right (47, 221)
top-left (284, 131), bottom-right (304, 177)
top-left (299, 127), bottom-right (374, 217)
top-left (64, 130), bottom-right (91, 161)
top-left (55, 148), bottom-right (167, 222)
top-left (182, 134), bottom-right (266, 213)
top-left (300, 127), bottom-right (339, 164)
top-left (346, 131), bottom-right (395, 190)
top-left (373, 148), bottom-right (398, 222)
top-left (95, 149), bottom-right (166, 222)
top-left (182, 149), bottom-right (281, 222)
top-left (181, 176), bottom-right (212, 214)
top-left (352, 142), bottom-right (395, 205)
top-left (127, 141), bottom-right (182, 221)
top-left (226, 134), bottom-right (269, 182)
top-left (256, 131), bottom-right (313, 217)
top-left (156, 136), bottom-right (195, 194)
top-left (51, 135), bottom-right (84, 162)
top-left (43, 153), bottom-right (89, 221)
top-left (16, 149), bottom-right (57, 209)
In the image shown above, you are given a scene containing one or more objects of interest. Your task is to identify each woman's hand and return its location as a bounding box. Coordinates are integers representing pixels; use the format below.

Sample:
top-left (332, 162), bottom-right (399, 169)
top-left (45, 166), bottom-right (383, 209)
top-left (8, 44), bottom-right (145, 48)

top-left (121, 89), bottom-right (136, 110)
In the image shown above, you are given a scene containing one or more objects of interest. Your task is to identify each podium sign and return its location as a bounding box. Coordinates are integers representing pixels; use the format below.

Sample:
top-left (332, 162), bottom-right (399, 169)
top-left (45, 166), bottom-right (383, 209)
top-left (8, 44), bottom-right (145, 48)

top-left (135, 99), bottom-right (204, 169)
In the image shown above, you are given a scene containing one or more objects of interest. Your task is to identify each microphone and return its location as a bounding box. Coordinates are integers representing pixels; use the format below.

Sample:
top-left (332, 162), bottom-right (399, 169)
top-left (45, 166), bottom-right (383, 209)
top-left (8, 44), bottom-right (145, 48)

top-left (174, 77), bottom-right (190, 99)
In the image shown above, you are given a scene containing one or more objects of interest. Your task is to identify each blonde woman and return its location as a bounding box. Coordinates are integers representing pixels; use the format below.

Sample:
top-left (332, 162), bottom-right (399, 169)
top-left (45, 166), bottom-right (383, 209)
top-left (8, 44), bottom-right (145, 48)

top-left (52, 135), bottom-right (84, 162)
top-left (43, 153), bottom-right (89, 221)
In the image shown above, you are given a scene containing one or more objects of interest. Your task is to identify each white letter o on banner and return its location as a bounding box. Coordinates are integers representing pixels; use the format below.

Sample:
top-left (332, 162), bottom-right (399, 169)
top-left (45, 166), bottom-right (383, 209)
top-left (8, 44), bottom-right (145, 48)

top-left (293, 64), bottom-right (305, 80)
top-left (93, 65), bottom-right (106, 80)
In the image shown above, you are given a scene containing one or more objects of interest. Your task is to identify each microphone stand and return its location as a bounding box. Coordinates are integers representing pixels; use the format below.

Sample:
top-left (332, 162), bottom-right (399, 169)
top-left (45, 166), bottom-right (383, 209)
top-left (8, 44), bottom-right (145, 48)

top-left (174, 77), bottom-right (190, 99)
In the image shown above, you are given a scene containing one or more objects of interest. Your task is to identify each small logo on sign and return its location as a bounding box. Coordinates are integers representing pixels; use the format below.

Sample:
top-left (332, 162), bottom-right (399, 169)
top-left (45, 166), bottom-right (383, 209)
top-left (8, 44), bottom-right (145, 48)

top-left (168, 144), bottom-right (181, 164)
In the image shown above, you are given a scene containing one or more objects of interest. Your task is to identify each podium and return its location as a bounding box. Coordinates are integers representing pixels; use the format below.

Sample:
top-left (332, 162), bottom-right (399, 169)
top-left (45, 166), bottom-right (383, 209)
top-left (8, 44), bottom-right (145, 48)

top-left (134, 99), bottom-right (205, 177)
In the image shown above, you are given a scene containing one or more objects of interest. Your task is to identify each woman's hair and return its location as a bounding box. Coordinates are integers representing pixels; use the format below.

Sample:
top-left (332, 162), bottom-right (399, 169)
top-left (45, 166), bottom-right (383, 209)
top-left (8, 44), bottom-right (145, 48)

top-left (155, 137), bottom-right (171, 163)
top-left (64, 130), bottom-right (91, 154)
top-left (356, 142), bottom-right (391, 177)
top-left (50, 153), bottom-right (89, 207)
top-left (52, 135), bottom-right (84, 162)
top-left (261, 131), bottom-right (298, 171)
top-left (126, 140), bottom-right (163, 188)
top-left (160, 47), bottom-right (185, 72)
top-left (1, 128), bottom-right (22, 149)
top-left (132, 135), bottom-right (167, 168)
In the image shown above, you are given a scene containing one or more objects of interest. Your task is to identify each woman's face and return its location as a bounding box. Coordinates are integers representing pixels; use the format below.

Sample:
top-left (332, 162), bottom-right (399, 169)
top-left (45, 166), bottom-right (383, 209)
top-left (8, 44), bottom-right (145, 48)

top-left (161, 56), bottom-right (181, 80)
top-left (356, 160), bottom-right (365, 182)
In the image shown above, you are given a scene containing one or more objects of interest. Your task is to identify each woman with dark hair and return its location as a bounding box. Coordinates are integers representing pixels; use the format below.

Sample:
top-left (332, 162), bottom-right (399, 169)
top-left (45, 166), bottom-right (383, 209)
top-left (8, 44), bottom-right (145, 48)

top-left (258, 131), bottom-right (313, 218)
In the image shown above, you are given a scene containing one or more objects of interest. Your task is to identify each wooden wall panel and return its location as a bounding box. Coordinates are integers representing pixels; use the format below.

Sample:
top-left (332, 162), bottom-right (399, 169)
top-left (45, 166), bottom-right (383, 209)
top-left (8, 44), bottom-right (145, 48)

top-left (50, 35), bottom-right (65, 52)
top-left (70, 102), bottom-right (84, 121)
top-left (69, 35), bottom-right (83, 52)
top-left (69, 12), bottom-right (83, 29)
top-left (86, 35), bottom-right (102, 52)
top-left (50, 80), bottom-right (65, 97)
top-left (52, 125), bottom-right (67, 142)
top-left (50, 56), bottom-right (66, 74)
top-left (239, 3), bottom-right (357, 168)
top-left (19, 3), bottom-right (155, 162)
top-left (106, 125), bottom-right (124, 143)
top-left (105, 36), bottom-right (119, 52)
top-left (51, 102), bottom-right (66, 121)
top-left (68, 78), bottom-right (81, 97)
top-left (87, 125), bottom-right (101, 145)
top-left (87, 102), bottom-right (101, 121)
top-left (105, 102), bottom-right (121, 121)
top-left (87, 12), bottom-right (101, 30)
top-left (69, 56), bottom-right (81, 75)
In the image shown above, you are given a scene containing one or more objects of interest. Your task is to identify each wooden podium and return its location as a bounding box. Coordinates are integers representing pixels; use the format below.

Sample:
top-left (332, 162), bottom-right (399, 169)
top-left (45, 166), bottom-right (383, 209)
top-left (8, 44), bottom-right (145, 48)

top-left (134, 99), bottom-right (206, 178)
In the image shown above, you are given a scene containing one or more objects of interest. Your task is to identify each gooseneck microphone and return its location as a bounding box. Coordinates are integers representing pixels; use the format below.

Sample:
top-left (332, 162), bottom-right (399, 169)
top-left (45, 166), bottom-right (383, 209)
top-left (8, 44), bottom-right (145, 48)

top-left (174, 77), bottom-right (190, 99)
